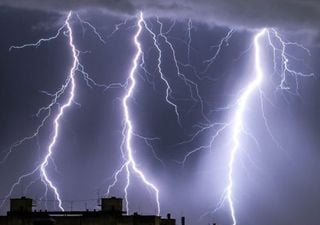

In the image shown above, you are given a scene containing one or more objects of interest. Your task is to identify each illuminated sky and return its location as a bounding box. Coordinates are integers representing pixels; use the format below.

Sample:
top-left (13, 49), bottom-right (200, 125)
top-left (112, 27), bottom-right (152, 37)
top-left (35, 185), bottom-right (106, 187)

top-left (0, 3), bottom-right (320, 225)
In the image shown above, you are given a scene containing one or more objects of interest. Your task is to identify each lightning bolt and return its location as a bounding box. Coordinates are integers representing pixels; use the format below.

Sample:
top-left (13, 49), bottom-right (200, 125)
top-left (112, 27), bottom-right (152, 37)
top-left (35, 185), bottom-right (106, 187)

top-left (106, 12), bottom-right (160, 216)
top-left (107, 14), bottom-right (213, 213)
top-left (178, 27), bottom-right (314, 225)
top-left (226, 27), bottom-right (314, 225)
top-left (1, 11), bottom-right (108, 212)
top-left (225, 29), bottom-right (266, 225)
top-left (0, 11), bottom-right (75, 212)
top-left (38, 11), bottom-right (77, 211)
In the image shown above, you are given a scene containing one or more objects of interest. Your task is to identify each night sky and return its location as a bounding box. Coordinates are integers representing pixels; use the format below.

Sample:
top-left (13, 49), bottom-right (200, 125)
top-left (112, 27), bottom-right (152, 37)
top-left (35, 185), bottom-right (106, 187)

top-left (1, 1), bottom-right (320, 225)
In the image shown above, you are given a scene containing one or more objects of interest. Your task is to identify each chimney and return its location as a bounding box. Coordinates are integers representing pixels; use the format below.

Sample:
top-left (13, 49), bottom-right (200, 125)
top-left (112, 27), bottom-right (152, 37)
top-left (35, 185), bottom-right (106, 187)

top-left (167, 213), bottom-right (171, 219)
top-left (101, 197), bottom-right (122, 212)
top-left (10, 197), bottom-right (33, 213)
top-left (181, 217), bottom-right (185, 225)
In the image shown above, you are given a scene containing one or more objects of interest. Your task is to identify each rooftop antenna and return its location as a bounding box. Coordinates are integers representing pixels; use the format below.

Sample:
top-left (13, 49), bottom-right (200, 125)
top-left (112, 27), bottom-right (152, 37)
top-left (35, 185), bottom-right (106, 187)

top-left (97, 190), bottom-right (101, 207)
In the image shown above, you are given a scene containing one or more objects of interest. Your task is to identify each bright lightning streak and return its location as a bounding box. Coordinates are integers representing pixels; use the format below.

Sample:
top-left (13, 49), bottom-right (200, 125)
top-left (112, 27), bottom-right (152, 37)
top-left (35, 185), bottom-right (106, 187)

top-left (177, 25), bottom-right (314, 224)
top-left (226, 29), bottom-right (266, 225)
top-left (2, 11), bottom-right (76, 212)
top-left (0, 12), bottom-right (73, 211)
top-left (107, 12), bottom-right (160, 216)
top-left (39, 11), bottom-right (77, 212)
top-left (1, 11), bottom-right (107, 212)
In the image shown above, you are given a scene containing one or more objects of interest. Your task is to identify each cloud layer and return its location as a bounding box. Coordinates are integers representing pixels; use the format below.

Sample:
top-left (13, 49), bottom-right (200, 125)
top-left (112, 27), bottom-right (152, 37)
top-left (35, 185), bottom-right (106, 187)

top-left (0, 0), bottom-right (319, 29)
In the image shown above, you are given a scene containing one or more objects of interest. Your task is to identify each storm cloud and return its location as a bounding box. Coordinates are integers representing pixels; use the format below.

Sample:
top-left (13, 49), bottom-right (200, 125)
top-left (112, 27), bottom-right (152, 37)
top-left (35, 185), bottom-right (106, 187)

top-left (0, 0), bottom-right (320, 29)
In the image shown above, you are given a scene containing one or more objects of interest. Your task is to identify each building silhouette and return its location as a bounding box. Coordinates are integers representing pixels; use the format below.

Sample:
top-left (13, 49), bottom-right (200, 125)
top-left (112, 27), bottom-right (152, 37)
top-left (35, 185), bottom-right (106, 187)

top-left (0, 197), bottom-right (178, 225)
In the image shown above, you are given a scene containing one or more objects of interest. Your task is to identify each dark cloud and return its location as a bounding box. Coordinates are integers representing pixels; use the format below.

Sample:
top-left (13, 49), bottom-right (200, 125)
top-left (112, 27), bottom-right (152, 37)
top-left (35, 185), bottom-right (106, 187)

top-left (0, 0), bottom-right (320, 29)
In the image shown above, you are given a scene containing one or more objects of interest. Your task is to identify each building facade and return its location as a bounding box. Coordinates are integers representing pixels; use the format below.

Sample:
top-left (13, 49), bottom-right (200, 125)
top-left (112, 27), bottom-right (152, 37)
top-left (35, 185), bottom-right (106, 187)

top-left (0, 197), bottom-right (176, 225)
